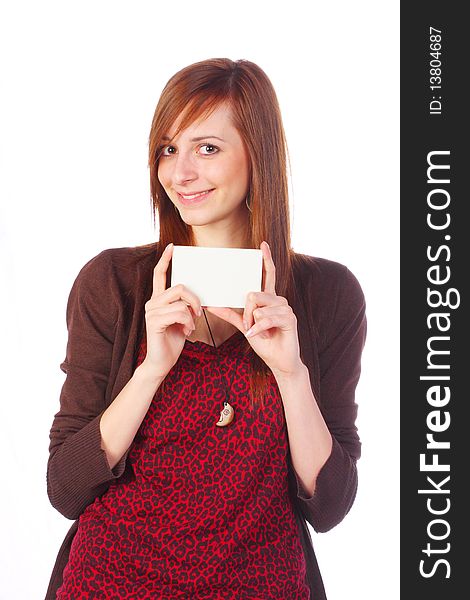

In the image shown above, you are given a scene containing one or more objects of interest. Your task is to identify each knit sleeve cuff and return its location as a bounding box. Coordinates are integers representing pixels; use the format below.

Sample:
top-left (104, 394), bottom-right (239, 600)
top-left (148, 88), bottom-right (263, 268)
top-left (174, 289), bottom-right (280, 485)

top-left (66, 411), bottom-right (129, 482)
top-left (294, 437), bottom-right (338, 501)
top-left (293, 436), bottom-right (358, 532)
top-left (47, 412), bottom-right (131, 519)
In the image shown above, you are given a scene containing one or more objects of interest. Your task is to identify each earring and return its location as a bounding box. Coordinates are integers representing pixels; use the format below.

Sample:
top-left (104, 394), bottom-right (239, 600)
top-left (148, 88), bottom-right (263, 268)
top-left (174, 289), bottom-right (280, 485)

top-left (245, 196), bottom-right (252, 213)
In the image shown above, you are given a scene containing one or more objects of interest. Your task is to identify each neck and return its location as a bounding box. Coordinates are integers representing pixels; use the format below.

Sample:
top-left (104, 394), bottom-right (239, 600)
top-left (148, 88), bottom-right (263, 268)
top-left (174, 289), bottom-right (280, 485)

top-left (190, 213), bottom-right (251, 248)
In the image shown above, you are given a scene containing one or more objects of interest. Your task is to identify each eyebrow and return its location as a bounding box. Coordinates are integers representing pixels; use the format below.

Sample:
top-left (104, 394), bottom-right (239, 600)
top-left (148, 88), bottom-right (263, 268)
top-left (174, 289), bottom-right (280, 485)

top-left (161, 135), bottom-right (226, 143)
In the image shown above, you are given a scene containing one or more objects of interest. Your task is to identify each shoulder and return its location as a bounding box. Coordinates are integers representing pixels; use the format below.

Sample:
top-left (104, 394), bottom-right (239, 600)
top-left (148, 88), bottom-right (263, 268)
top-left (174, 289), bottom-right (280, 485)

top-left (291, 252), bottom-right (366, 348)
top-left (65, 242), bottom-right (161, 318)
top-left (292, 252), bottom-right (365, 303)
top-left (73, 242), bottom-right (160, 288)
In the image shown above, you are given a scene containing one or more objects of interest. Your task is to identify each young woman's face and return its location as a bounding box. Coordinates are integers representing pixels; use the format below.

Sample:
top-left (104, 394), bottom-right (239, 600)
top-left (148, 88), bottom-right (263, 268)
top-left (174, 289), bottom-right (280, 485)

top-left (157, 103), bottom-right (250, 239)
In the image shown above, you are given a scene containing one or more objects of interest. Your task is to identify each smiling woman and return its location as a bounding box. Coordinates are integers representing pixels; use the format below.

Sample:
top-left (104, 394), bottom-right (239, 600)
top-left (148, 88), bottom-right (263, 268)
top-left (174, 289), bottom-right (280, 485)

top-left (157, 103), bottom-right (250, 230)
top-left (45, 58), bottom-right (366, 600)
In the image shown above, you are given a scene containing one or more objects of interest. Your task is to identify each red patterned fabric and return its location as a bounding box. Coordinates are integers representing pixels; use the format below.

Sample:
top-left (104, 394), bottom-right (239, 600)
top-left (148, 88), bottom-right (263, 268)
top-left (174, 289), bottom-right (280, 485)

top-left (57, 329), bottom-right (310, 599)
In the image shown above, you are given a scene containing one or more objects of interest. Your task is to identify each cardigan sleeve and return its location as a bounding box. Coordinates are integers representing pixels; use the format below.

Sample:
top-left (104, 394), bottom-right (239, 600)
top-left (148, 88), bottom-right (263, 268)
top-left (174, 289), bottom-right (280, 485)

top-left (292, 264), bottom-right (366, 533)
top-left (46, 252), bottom-right (130, 520)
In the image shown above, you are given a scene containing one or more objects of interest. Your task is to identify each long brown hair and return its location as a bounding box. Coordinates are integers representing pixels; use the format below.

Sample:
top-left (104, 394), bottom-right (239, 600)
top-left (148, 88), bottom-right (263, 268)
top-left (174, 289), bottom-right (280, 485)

top-left (148, 58), bottom-right (298, 410)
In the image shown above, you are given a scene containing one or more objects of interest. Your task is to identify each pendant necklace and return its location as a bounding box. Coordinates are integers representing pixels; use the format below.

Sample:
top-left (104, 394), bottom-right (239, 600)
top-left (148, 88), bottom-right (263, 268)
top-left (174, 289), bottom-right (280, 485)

top-left (201, 308), bottom-right (237, 427)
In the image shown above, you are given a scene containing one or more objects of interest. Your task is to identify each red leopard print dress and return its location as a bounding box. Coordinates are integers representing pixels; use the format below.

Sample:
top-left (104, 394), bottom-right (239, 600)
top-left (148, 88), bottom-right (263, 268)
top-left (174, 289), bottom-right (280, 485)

top-left (57, 330), bottom-right (310, 599)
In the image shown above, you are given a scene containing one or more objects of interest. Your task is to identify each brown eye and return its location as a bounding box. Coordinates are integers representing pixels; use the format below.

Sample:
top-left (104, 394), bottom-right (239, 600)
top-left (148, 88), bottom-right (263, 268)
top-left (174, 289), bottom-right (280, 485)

top-left (199, 144), bottom-right (218, 155)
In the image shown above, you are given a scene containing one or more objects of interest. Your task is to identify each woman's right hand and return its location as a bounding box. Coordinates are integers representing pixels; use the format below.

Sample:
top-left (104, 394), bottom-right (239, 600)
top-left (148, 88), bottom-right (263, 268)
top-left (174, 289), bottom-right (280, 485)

top-left (140, 243), bottom-right (202, 379)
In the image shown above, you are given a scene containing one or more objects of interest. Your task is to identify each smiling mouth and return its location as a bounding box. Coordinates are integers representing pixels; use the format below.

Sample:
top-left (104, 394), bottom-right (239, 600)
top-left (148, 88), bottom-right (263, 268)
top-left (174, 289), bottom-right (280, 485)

top-left (178, 189), bottom-right (214, 200)
top-left (177, 189), bottom-right (215, 205)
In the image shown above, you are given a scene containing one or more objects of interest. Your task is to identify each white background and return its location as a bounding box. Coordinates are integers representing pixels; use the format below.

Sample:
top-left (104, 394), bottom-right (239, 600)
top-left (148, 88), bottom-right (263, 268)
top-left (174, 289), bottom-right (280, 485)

top-left (0, 1), bottom-right (399, 598)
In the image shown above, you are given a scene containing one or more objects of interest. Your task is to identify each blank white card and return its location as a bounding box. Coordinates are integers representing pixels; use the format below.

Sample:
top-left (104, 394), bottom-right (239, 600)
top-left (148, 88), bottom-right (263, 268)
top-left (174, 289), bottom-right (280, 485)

top-left (170, 245), bottom-right (263, 308)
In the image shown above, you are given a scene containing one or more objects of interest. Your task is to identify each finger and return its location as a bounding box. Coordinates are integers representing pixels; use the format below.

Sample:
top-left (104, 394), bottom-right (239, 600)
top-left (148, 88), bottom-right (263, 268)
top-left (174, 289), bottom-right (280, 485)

top-left (157, 302), bottom-right (197, 331)
top-left (162, 308), bottom-right (196, 336)
top-left (245, 310), bottom-right (293, 338)
top-left (261, 241), bottom-right (276, 295)
top-left (151, 243), bottom-right (173, 299)
top-left (243, 291), bottom-right (285, 331)
top-left (163, 284), bottom-right (202, 318)
top-left (151, 245), bottom-right (202, 317)
top-left (165, 309), bottom-right (195, 337)
top-left (245, 315), bottom-right (277, 338)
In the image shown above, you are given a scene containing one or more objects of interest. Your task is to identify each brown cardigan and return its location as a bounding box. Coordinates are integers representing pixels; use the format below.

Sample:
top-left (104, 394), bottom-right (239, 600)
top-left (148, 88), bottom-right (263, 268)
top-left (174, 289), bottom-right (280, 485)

top-left (45, 242), bottom-right (366, 599)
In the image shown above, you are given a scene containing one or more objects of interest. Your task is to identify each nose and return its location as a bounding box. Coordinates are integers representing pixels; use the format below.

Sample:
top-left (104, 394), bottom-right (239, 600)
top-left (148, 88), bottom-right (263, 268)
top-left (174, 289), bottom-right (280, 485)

top-left (172, 149), bottom-right (198, 186)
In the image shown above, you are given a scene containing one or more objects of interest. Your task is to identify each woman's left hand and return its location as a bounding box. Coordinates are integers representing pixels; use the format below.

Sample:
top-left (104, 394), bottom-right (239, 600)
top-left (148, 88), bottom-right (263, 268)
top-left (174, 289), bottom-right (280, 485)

top-left (204, 241), bottom-right (304, 378)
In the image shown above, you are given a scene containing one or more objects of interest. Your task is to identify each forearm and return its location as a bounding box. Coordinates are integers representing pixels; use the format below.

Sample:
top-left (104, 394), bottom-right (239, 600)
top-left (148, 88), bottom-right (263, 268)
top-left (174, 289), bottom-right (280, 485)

top-left (99, 360), bottom-right (164, 470)
top-left (274, 363), bottom-right (333, 497)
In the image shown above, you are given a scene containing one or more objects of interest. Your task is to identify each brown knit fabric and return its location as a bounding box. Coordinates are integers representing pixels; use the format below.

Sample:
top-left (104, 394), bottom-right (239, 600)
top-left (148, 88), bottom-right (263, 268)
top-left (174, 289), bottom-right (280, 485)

top-left (45, 243), bottom-right (366, 600)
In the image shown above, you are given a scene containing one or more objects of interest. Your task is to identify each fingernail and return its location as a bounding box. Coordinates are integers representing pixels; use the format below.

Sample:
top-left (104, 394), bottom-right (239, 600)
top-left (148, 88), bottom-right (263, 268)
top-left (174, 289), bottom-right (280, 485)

top-left (245, 327), bottom-right (254, 337)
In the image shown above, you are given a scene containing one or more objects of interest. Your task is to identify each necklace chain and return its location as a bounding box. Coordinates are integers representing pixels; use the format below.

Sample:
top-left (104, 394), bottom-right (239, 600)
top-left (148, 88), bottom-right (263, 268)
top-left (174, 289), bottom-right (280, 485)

top-left (202, 308), bottom-right (238, 426)
top-left (201, 307), bottom-right (217, 348)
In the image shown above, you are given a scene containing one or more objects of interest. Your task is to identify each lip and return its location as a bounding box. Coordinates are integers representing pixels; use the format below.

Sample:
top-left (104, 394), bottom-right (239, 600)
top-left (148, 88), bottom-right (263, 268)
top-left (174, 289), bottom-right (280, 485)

top-left (177, 189), bottom-right (215, 206)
